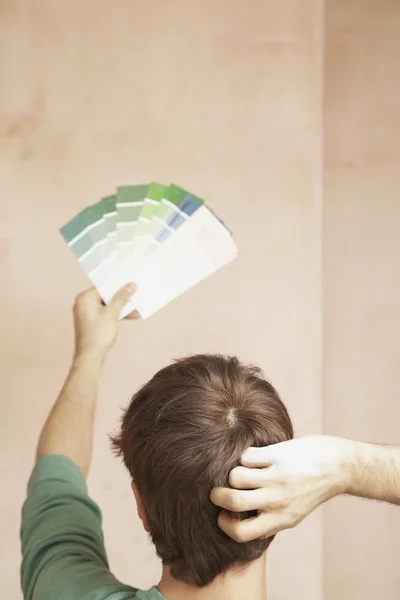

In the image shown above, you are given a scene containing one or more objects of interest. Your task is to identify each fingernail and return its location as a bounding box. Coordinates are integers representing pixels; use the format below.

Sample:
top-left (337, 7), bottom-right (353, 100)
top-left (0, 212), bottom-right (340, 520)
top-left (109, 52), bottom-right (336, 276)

top-left (126, 283), bottom-right (136, 294)
top-left (241, 448), bottom-right (254, 462)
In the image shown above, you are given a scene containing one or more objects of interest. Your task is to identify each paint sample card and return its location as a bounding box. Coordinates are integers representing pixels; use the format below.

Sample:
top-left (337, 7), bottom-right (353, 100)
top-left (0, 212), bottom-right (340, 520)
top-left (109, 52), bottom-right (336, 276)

top-left (141, 184), bottom-right (204, 262)
top-left (60, 182), bottom-right (238, 318)
top-left (114, 184), bottom-right (149, 288)
top-left (120, 205), bottom-right (238, 319)
top-left (132, 182), bottom-right (168, 260)
top-left (156, 192), bottom-right (203, 244)
top-left (60, 205), bottom-right (113, 301)
top-left (102, 195), bottom-right (118, 255)
top-left (116, 184), bottom-right (149, 258)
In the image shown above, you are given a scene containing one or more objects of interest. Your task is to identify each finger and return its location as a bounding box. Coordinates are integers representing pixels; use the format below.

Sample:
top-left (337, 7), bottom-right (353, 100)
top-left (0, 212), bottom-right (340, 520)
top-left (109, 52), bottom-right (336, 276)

top-left (229, 466), bottom-right (272, 490)
top-left (217, 510), bottom-right (287, 542)
top-left (241, 443), bottom-right (283, 467)
top-left (210, 487), bottom-right (267, 513)
top-left (124, 310), bottom-right (141, 320)
top-left (74, 287), bottom-right (102, 309)
top-left (108, 283), bottom-right (137, 317)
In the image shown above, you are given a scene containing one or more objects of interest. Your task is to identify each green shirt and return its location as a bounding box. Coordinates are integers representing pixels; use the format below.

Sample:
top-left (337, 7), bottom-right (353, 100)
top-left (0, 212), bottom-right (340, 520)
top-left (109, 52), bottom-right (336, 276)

top-left (20, 454), bottom-right (165, 600)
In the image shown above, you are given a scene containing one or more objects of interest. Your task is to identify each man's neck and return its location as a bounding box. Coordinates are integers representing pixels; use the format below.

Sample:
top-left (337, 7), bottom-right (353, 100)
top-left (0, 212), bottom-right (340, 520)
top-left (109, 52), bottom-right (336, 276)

top-left (157, 555), bottom-right (267, 600)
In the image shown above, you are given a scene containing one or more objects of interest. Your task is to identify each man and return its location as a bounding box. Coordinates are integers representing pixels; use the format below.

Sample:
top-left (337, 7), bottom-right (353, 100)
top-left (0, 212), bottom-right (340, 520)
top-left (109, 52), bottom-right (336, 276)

top-left (21, 284), bottom-right (293, 600)
top-left (21, 286), bottom-right (400, 600)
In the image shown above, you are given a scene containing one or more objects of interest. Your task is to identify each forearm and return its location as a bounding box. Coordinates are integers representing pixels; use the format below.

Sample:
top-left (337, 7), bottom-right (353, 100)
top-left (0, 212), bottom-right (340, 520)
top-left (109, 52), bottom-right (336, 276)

top-left (36, 350), bottom-right (105, 478)
top-left (340, 438), bottom-right (400, 505)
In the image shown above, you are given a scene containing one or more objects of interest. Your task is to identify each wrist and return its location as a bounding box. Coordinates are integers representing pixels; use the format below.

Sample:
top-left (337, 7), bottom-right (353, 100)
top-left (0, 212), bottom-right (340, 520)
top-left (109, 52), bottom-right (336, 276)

top-left (311, 435), bottom-right (356, 498)
top-left (331, 436), bottom-right (359, 496)
top-left (73, 347), bottom-right (107, 369)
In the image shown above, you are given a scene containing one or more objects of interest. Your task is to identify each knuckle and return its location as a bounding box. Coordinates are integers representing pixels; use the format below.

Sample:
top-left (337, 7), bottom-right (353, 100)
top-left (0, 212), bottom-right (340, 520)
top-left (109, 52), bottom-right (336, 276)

top-left (233, 526), bottom-right (250, 543)
top-left (229, 493), bottom-right (246, 513)
top-left (75, 290), bottom-right (87, 303)
top-left (287, 511), bottom-right (302, 528)
top-left (269, 495), bottom-right (286, 511)
top-left (277, 508), bottom-right (298, 530)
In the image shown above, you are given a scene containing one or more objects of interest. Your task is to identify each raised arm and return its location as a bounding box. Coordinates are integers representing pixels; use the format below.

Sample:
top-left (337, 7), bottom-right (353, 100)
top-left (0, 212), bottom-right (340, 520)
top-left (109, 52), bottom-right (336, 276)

top-left (36, 283), bottom-right (137, 477)
top-left (211, 435), bottom-right (400, 542)
top-left (21, 284), bottom-right (139, 600)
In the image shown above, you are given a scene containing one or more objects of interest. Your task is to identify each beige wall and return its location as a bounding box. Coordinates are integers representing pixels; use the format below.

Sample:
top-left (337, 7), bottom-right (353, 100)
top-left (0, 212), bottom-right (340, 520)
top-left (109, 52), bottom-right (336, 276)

top-left (324, 1), bottom-right (400, 599)
top-left (0, 1), bottom-right (323, 598)
top-left (1, 1), bottom-right (399, 599)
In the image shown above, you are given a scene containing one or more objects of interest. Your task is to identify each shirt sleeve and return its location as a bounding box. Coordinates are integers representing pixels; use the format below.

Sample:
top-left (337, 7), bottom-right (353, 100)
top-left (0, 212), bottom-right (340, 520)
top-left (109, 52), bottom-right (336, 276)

top-left (20, 454), bottom-right (137, 600)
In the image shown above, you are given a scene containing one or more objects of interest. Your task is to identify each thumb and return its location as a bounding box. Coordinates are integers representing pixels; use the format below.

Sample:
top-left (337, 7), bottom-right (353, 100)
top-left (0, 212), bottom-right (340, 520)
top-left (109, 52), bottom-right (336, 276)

top-left (108, 283), bottom-right (137, 317)
top-left (241, 443), bottom-right (281, 467)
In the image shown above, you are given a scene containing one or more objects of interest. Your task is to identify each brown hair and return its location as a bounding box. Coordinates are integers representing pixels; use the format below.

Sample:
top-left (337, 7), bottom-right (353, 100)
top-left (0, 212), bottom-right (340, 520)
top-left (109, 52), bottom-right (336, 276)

top-left (111, 354), bottom-right (293, 587)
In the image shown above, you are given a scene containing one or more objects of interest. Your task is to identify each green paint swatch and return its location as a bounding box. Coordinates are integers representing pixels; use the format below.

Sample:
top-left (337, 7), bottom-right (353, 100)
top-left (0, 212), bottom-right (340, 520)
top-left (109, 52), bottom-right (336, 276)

top-left (60, 180), bottom-right (238, 318)
top-left (132, 182), bottom-right (168, 257)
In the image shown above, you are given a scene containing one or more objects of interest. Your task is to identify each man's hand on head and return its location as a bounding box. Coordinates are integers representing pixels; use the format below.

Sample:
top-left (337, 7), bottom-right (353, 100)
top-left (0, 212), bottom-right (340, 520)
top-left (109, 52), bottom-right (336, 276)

top-left (73, 284), bottom-right (139, 362)
top-left (211, 435), bottom-right (351, 542)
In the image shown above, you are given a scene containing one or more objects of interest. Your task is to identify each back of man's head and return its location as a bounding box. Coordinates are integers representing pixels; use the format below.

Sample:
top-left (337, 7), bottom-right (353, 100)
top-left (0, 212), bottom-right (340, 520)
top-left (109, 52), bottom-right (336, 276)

top-left (111, 354), bottom-right (293, 587)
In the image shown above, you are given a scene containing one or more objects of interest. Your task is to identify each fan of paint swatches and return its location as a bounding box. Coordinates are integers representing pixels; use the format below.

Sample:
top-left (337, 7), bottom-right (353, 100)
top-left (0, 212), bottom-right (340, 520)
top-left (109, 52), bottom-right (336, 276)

top-left (60, 183), bottom-right (238, 318)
